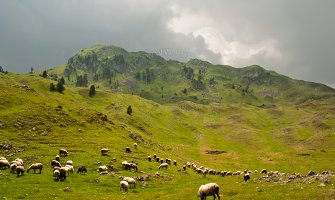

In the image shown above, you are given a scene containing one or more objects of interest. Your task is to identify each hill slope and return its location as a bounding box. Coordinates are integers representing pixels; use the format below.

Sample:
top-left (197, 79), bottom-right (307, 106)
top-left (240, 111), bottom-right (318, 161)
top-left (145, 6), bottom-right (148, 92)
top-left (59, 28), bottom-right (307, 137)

top-left (47, 44), bottom-right (335, 105)
top-left (0, 73), bottom-right (334, 199)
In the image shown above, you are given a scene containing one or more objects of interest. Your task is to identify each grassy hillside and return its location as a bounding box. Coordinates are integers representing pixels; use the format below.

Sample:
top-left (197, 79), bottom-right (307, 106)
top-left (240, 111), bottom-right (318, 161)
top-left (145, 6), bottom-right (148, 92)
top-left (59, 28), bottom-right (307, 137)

top-left (0, 73), bottom-right (334, 199)
top-left (46, 45), bottom-right (335, 105)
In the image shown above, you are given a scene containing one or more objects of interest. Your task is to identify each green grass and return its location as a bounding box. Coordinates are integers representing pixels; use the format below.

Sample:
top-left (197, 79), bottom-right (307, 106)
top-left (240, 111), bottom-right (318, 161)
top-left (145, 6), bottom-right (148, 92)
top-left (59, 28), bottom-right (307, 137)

top-left (0, 73), bottom-right (335, 199)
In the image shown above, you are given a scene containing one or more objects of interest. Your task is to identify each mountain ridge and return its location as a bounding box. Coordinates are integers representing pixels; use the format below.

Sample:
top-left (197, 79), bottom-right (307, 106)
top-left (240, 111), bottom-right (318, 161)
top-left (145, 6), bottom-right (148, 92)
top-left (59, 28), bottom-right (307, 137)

top-left (46, 44), bottom-right (335, 105)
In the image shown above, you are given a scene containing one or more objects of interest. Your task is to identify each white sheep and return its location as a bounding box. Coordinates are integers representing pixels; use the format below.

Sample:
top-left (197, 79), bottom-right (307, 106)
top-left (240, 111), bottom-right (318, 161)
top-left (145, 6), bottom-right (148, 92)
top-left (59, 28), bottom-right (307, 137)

top-left (15, 158), bottom-right (24, 166)
top-left (65, 165), bottom-right (74, 174)
top-left (10, 163), bottom-right (17, 173)
top-left (133, 143), bottom-right (138, 149)
top-left (158, 163), bottom-right (168, 170)
top-left (66, 160), bottom-right (73, 166)
top-left (121, 161), bottom-right (128, 169)
top-left (16, 165), bottom-right (25, 177)
top-left (101, 148), bottom-right (109, 155)
top-left (198, 183), bottom-right (220, 200)
top-left (187, 162), bottom-right (191, 168)
top-left (59, 149), bottom-right (68, 156)
top-left (27, 163), bottom-right (43, 174)
top-left (123, 177), bottom-right (136, 188)
top-left (0, 157), bottom-right (6, 160)
top-left (98, 165), bottom-right (108, 172)
top-left (54, 169), bottom-right (60, 180)
top-left (51, 160), bottom-right (61, 168)
top-left (0, 160), bottom-right (10, 169)
top-left (55, 155), bottom-right (60, 162)
top-left (243, 170), bottom-right (250, 182)
top-left (120, 180), bottom-right (129, 192)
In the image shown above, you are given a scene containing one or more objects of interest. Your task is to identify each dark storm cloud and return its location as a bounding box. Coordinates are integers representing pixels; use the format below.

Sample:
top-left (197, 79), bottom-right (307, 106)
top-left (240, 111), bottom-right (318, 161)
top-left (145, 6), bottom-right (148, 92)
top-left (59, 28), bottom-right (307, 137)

top-left (0, 0), bottom-right (334, 87)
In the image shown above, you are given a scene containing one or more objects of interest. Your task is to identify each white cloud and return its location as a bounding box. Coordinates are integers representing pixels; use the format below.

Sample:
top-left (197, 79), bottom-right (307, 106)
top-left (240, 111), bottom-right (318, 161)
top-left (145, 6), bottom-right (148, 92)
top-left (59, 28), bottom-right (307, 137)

top-left (167, 5), bottom-right (282, 67)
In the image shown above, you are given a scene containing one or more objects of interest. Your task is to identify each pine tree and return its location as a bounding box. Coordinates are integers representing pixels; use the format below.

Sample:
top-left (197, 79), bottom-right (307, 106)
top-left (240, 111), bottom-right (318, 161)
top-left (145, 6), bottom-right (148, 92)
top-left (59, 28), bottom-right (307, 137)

top-left (42, 70), bottom-right (48, 78)
top-left (89, 85), bottom-right (96, 97)
top-left (49, 83), bottom-right (56, 91)
top-left (56, 81), bottom-right (65, 93)
top-left (127, 105), bottom-right (132, 115)
top-left (60, 77), bottom-right (65, 85)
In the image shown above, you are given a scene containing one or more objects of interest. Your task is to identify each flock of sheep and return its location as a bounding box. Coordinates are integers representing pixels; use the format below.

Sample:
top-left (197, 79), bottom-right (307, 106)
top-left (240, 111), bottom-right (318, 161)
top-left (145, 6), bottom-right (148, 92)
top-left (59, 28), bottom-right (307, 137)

top-left (3, 142), bottom-right (330, 199)
top-left (0, 142), bottom-right (226, 199)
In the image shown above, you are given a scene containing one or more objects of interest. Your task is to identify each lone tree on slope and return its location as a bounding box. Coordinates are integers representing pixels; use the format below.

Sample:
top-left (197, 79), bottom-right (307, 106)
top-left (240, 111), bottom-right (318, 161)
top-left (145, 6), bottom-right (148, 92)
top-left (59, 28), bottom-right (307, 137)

top-left (127, 105), bottom-right (132, 115)
top-left (89, 85), bottom-right (96, 97)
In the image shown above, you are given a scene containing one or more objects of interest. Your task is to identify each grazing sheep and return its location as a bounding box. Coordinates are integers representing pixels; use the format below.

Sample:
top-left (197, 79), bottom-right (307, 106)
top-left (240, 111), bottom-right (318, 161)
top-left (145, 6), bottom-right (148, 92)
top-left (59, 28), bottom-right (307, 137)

top-left (220, 171), bottom-right (227, 177)
top-left (183, 165), bottom-right (187, 171)
top-left (153, 154), bottom-right (157, 159)
top-left (173, 160), bottom-right (177, 166)
top-left (101, 148), bottom-right (109, 156)
top-left (65, 165), bottom-right (74, 174)
top-left (261, 169), bottom-right (267, 174)
top-left (98, 165), bottom-right (108, 172)
top-left (160, 159), bottom-right (164, 164)
top-left (233, 171), bottom-right (241, 175)
top-left (166, 158), bottom-right (171, 165)
top-left (192, 164), bottom-right (197, 170)
top-left (203, 169), bottom-right (208, 177)
top-left (198, 183), bottom-right (220, 200)
top-left (51, 160), bottom-right (61, 168)
top-left (77, 166), bottom-right (87, 174)
top-left (59, 167), bottom-right (67, 180)
top-left (123, 162), bottom-right (138, 171)
top-left (208, 169), bottom-right (216, 175)
top-left (0, 160), bottom-right (10, 169)
top-left (147, 156), bottom-right (152, 162)
top-left (196, 168), bottom-right (203, 174)
top-left (66, 160), bottom-right (73, 166)
top-left (133, 143), bottom-right (138, 149)
top-left (120, 180), bottom-right (129, 192)
top-left (226, 171), bottom-right (232, 176)
top-left (123, 177), bottom-right (136, 188)
top-left (125, 147), bottom-right (131, 153)
top-left (243, 170), bottom-right (250, 182)
top-left (159, 163), bottom-right (168, 170)
top-left (254, 170), bottom-right (258, 174)
top-left (0, 157), bottom-right (6, 160)
top-left (53, 169), bottom-right (60, 180)
top-left (187, 162), bottom-right (191, 168)
top-left (10, 163), bottom-right (17, 173)
top-left (100, 171), bottom-right (109, 175)
top-left (122, 161), bottom-right (128, 170)
top-left (129, 163), bottom-right (138, 171)
top-left (59, 149), bottom-right (68, 156)
top-left (156, 157), bottom-right (160, 162)
top-left (15, 158), bottom-right (24, 166)
top-left (16, 166), bottom-right (25, 177)
top-left (27, 163), bottom-right (43, 174)
top-left (55, 155), bottom-right (60, 162)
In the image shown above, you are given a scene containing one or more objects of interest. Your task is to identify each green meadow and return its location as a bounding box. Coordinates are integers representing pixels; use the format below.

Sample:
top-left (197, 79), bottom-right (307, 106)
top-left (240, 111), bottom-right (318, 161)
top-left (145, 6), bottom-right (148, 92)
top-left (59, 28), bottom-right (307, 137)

top-left (0, 73), bottom-right (334, 199)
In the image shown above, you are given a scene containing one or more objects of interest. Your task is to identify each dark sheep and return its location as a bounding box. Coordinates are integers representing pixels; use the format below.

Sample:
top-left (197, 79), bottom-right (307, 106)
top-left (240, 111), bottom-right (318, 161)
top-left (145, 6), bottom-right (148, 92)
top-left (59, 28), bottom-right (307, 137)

top-left (126, 147), bottom-right (131, 153)
top-left (59, 168), bottom-right (67, 180)
top-left (243, 170), bottom-right (250, 182)
top-left (77, 166), bottom-right (87, 174)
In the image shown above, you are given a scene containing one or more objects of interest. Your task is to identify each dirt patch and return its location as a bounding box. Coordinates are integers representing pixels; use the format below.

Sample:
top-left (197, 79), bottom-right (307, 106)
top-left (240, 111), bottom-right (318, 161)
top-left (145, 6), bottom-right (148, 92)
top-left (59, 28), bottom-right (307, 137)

top-left (205, 150), bottom-right (227, 155)
top-left (313, 120), bottom-right (331, 130)
top-left (172, 108), bottom-right (185, 116)
top-left (203, 121), bottom-right (223, 129)
top-left (296, 153), bottom-right (311, 156)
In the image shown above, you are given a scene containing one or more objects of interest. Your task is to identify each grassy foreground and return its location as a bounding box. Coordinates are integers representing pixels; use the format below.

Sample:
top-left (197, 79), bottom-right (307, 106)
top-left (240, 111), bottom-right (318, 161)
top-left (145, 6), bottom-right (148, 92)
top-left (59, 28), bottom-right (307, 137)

top-left (0, 73), bottom-right (334, 199)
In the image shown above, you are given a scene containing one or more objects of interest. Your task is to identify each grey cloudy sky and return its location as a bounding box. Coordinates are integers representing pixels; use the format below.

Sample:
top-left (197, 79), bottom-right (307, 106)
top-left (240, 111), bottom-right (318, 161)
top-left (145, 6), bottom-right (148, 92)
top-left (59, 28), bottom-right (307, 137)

top-left (0, 0), bottom-right (334, 88)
